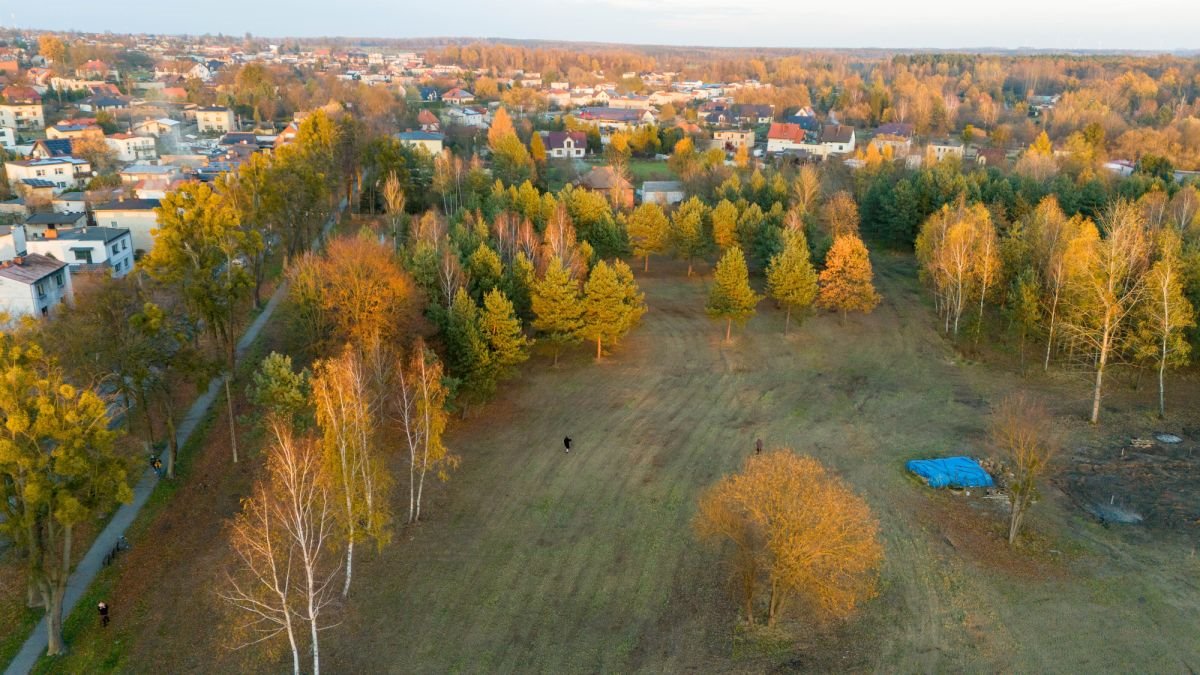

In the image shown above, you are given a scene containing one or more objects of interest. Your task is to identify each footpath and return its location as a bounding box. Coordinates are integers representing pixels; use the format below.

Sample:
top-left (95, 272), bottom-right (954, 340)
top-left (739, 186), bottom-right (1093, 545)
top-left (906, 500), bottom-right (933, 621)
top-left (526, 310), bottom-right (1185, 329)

top-left (4, 199), bottom-right (347, 675)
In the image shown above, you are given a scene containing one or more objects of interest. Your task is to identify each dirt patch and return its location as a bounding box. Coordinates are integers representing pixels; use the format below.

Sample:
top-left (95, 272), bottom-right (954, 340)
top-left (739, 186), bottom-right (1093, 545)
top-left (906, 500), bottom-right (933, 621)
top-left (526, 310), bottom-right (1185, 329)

top-left (1057, 436), bottom-right (1200, 537)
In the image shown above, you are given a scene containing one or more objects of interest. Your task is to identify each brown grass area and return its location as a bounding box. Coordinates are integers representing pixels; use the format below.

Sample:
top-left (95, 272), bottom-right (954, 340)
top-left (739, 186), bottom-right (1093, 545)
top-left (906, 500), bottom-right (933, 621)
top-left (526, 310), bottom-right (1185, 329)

top-left (32, 251), bottom-right (1200, 674)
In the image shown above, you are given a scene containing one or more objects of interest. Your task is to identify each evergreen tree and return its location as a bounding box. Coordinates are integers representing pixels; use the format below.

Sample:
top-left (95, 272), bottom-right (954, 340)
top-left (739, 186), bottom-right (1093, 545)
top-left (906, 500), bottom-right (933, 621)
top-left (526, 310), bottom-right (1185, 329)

top-left (579, 259), bottom-right (647, 359)
top-left (627, 202), bottom-right (670, 272)
top-left (711, 199), bottom-right (739, 250)
top-left (479, 288), bottom-right (530, 381)
top-left (818, 234), bottom-right (881, 323)
top-left (446, 288), bottom-right (493, 402)
top-left (670, 196), bottom-right (711, 276)
top-left (707, 246), bottom-right (763, 341)
top-left (766, 230), bottom-right (819, 334)
top-left (531, 256), bottom-right (584, 365)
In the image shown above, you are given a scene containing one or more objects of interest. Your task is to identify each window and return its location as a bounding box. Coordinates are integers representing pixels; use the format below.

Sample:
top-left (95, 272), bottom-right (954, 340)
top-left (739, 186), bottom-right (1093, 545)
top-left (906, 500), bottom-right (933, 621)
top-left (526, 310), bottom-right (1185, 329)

top-left (36, 282), bottom-right (45, 298)
top-left (41, 306), bottom-right (48, 317)
top-left (55, 272), bottom-right (64, 287)
top-left (74, 250), bottom-right (92, 263)
top-left (112, 244), bottom-right (118, 255)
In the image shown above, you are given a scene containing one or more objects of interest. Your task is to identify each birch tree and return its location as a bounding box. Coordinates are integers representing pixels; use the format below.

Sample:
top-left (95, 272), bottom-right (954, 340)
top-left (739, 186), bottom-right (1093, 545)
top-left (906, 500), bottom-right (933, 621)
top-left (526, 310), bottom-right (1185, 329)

top-left (311, 347), bottom-right (391, 596)
top-left (1132, 228), bottom-right (1194, 418)
top-left (223, 424), bottom-right (339, 675)
top-left (1062, 201), bottom-right (1150, 424)
top-left (393, 340), bottom-right (457, 523)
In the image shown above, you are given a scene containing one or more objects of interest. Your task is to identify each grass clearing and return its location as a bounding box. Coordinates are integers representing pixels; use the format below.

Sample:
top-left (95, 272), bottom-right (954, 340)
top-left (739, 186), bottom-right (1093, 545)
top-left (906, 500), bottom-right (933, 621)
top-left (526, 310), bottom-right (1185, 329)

top-left (28, 252), bottom-right (1200, 673)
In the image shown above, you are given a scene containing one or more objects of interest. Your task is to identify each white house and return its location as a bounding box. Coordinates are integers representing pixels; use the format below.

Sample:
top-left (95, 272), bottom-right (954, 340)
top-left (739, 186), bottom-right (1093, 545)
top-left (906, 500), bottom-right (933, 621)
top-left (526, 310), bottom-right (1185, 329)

top-left (106, 133), bottom-right (159, 162)
top-left (641, 180), bottom-right (686, 206)
top-left (927, 139), bottom-right (965, 162)
top-left (92, 198), bottom-right (161, 256)
top-left (396, 131), bottom-right (444, 154)
top-left (22, 212), bottom-right (89, 238)
top-left (5, 157), bottom-right (93, 193)
top-left (196, 106), bottom-right (237, 134)
top-left (442, 88), bottom-right (475, 105)
top-left (0, 253), bottom-right (73, 319)
top-left (26, 227), bottom-right (135, 278)
top-left (540, 131), bottom-right (587, 159)
top-left (131, 118), bottom-right (181, 143)
top-left (0, 86), bottom-right (45, 132)
top-left (444, 106), bottom-right (489, 128)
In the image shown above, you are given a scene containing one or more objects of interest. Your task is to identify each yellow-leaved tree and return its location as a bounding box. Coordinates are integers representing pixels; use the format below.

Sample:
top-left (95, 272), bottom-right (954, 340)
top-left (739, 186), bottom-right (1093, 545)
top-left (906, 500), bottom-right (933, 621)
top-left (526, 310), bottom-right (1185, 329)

top-left (818, 234), bottom-right (880, 323)
top-left (695, 450), bottom-right (883, 627)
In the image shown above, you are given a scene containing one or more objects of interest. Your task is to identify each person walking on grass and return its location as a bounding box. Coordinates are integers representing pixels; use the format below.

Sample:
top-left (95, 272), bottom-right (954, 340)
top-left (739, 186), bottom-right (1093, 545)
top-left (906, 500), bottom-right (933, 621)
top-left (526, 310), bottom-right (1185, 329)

top-left (755, 438), bottom-right (763, 454)
top-left (98, 601), bottom-right (110, 627)
top-left (564, 436), bottom-right (572, 453)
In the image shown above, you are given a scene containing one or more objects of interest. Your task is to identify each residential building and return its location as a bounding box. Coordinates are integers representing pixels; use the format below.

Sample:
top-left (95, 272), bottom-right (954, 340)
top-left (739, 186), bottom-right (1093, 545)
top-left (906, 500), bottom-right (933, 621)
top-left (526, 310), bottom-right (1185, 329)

top-left (26, 227), bottom-right (135, 278)
top-left (0, 127), bottom-right (14, 150)
top-left (119, 164), bottom-right (179, 186)
top-left (92, 198), bottom-right (161, 255)
top-left (396, 130), bottom-right (444, 154)
top-left (106, 133), bottom-right (159, 162)
top-left (445, 105), bottom-right (489, 128)
top-left (820, 125), bottom-right (856, 155)
top-left (196, 106), bottom-right (237, 134)
top-left (131, 117), bottom-right (181, 143)
top-left (442, 88), bottom-right (475, 105)
top-left (46, 118), bottom-right (102, 140)
top-left (417, 109), bottom-right (440, 132)
top-left (23, 212), bottom-right (89, 238)
top-left (575, 166), bottom-right (634, 209)
top-left (539, 131), bottom-right (587, 159)
top-left (5, 157), bottom-right (93, 193)
top-left (927, 139), bottom-right (965, 162)
top-left (714, 129), bottom-right (754, 152)
top-left (573, 107), bottom-right (655, 133)
top-left (641, 180), bottom-right (685, 206)
top-left (0, 253), bottom-right (72, 319)
top-left (869, 123), bottom-right (914, 157)
top-left (30, 138), bottom-right (75, 159)
top-left (766, 122), bottom-right (821, 155)
top-left (0, 86), bottom-right (44, 132)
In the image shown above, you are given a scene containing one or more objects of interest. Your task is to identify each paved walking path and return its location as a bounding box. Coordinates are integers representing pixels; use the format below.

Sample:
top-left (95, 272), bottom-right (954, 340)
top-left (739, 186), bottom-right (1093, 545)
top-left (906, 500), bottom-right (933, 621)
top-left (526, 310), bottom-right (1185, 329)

top-left (4, 200), bottom-right (346, 675)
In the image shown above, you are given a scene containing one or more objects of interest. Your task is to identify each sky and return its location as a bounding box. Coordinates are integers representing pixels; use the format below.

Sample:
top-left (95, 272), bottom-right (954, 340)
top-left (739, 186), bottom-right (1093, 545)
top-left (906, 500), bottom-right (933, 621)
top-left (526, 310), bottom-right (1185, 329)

top-left (13, 0), bottom-right (1200, 51)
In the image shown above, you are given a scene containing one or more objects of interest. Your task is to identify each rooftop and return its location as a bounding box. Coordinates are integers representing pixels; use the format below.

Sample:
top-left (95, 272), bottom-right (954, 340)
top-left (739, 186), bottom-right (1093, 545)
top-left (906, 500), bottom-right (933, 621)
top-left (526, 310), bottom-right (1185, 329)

top-left (0, 254), bottom-right (67, 284)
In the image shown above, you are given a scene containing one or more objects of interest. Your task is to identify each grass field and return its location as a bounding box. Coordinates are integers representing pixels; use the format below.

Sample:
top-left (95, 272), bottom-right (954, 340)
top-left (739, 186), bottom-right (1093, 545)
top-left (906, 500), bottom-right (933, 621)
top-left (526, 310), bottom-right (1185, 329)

top-left (29, 252), bottom-right (1200, 673)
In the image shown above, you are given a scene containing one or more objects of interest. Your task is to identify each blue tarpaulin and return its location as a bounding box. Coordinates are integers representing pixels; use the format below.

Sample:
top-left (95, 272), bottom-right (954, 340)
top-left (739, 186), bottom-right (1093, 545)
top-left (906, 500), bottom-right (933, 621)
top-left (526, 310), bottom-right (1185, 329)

top-left (906, 457), bottom-right (994, 489)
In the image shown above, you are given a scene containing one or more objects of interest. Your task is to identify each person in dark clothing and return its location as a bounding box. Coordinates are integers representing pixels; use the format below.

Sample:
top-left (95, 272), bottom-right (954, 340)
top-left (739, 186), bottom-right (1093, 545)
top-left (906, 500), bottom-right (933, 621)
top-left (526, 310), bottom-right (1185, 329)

top-left (755, 438), bottom-right (763, 454)
top-left (152, 457), bottom-right (163, 477)
top-left (563, 436), bottom-right (572, 453)
top-left (98, 601), bottom-right (110, 627)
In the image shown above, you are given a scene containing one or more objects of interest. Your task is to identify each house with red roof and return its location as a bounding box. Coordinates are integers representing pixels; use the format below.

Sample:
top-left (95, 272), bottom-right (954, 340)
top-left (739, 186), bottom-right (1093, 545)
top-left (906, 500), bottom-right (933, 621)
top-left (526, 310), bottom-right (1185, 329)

top-left (0, 85), bottom-right (44, 131)
top-left (417, 109), bottom-right (440, 132)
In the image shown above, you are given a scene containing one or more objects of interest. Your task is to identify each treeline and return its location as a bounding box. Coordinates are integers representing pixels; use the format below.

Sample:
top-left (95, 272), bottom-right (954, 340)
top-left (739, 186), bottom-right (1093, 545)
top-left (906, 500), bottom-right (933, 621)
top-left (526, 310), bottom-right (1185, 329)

top-left (0, 107), bottom-right (359, 657)
top-left (915, 195), bottom-right (1196, 422)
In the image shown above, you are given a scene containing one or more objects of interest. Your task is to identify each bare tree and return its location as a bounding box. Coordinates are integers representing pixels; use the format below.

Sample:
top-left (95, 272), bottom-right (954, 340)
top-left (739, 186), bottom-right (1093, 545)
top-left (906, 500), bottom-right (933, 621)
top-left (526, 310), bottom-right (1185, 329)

top-left (222, 424), bottom-right (339, 674)
top-left (990, 394), bottom-right (1061, 545)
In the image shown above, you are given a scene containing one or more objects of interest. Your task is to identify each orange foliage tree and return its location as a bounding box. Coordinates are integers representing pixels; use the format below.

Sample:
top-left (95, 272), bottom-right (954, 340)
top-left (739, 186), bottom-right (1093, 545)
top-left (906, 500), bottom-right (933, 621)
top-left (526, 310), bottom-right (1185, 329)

top-left (694, 450), bottom-right (883, 627)
top-left (818, 234), bottom-right (880, 322)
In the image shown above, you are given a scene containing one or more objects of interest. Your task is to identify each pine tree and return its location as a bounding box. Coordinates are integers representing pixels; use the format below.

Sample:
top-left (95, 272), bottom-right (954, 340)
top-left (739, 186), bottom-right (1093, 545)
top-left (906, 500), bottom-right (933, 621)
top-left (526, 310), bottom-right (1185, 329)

top-left (711, 199), bottom-right (739, 251)
top-left (818, 234), bottom-right (881, 323)
top-left (479, 287), bottom-right (530, 381)
top-left (766, 230), bottom-right (819, 334)
top-left (446, 288), bottom-right (493, 402)
top-left (532, 256), bottom-right (584, 365)
top-left (671, 196), bottom-right (711, 276)
top-left (579, 259), bottom-right (647, 359)
top-left (627, 202), bottom-right (670, 272)
top-left (707, 246), bottom-right (763, 342)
